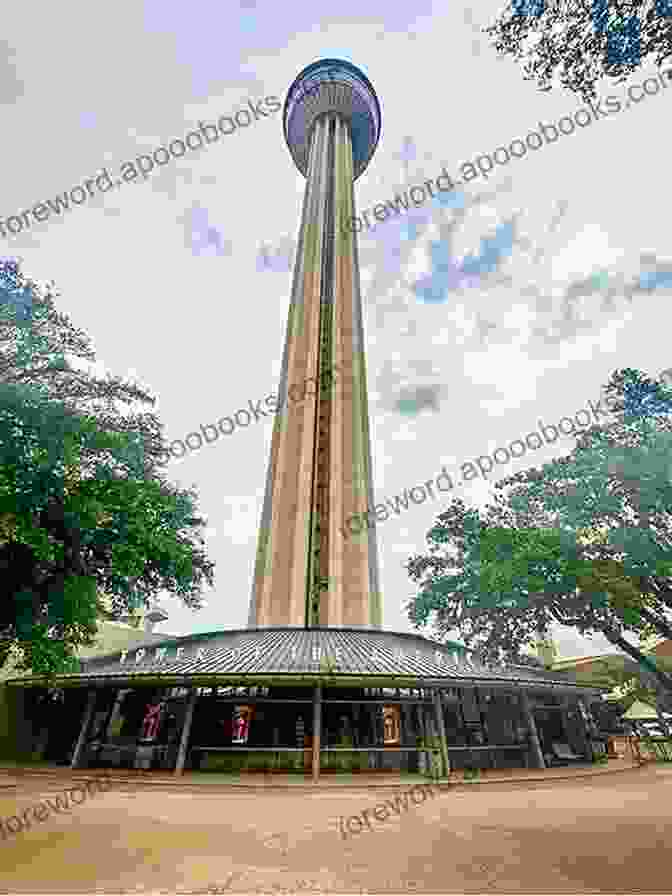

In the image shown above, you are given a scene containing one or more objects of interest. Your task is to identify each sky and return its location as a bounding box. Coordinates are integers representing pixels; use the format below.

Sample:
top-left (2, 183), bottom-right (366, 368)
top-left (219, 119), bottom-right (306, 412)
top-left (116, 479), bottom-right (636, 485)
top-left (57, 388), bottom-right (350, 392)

top-left (1, 0), bottom-right (671, 661)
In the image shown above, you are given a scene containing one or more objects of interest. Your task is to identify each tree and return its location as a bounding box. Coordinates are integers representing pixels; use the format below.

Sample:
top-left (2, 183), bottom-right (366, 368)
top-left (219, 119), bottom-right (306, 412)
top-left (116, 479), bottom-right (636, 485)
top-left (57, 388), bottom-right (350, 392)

top-left (0, 380), bottom-right (214, 678)
top-left (509, 369), bottom-right (672, 705)
top-left (405, 365), bottom-right (672, 704)
top-left (405, 499), bottom-right (672, 703)
top-left (496, 371), bottom-right (672, 635)
top-left (405, 499), bottom-right (565, 664)
top-left (0, 259), bottom-right (212, 668)
top-left (599, 366), bottom-right (672, 426)
top-left (483, 0), bottom-right (672, 101)
top-left (0, 258), bottom-right (168, 475)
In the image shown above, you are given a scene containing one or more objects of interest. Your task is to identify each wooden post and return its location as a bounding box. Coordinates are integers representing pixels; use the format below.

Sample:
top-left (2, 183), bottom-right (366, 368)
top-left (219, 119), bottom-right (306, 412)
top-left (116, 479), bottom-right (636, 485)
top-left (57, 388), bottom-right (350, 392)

top-left (577, 698), bottom-right (597, 760)
top-left (425, 698), bottom-right (440, 779)
top-left (400, 703), bottom-right (410, 773)
top-left (571, 698), bottom-right (592, 760)
top-left (89, 688), bottom-right (120, 752)
top-left (70, 689), bottom-right (97, 769)
top-left (106, 689), bottom-right (128, 740)
top-left (352, 704), bottom-right (360, 748)
top-left (559, 696), bottom-right (573, 742)
top-left (174, 690), bottom-right (197, 776)
top-left (368, 702), bottom-right (378, 771)
top-left (377, 700), bottom-right (387, 770)
top-left (312, 684), bottom-right (321, 783)
top-left (520, 691), bottom-right (545, 769)
top-left (433, 689), bottom-right (451, 778)
top-left (417, 699), bottom-right (429, 776)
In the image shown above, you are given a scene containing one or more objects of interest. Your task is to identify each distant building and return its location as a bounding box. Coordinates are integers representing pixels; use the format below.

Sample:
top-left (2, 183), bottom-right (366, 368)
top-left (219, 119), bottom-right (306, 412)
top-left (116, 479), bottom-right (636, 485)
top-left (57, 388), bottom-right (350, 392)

top-left (0, 599), bottom-right (173, 684)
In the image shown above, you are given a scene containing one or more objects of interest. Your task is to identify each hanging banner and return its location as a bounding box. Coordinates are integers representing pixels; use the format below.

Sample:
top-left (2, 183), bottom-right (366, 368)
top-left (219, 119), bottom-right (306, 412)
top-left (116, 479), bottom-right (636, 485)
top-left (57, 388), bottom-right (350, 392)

top-left (232, 705), bottom-right (254, 744)
top-left (141, 700), bottom-right (165, 741)
top-left (383, 705), bottom-right (401, 745)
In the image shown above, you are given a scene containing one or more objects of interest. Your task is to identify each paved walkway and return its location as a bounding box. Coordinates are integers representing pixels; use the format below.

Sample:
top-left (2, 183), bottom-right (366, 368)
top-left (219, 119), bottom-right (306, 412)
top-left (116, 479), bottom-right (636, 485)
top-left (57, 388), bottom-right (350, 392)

top-left (0, 761), bottom-right (669, 892)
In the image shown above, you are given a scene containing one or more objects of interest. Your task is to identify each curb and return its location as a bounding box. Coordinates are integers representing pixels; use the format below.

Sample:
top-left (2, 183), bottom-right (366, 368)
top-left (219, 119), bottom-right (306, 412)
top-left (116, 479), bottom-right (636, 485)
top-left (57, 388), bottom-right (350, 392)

top-left (0, 762), bottom-right (646, 793)
top-left (442, 761), bottom-right (647, 792)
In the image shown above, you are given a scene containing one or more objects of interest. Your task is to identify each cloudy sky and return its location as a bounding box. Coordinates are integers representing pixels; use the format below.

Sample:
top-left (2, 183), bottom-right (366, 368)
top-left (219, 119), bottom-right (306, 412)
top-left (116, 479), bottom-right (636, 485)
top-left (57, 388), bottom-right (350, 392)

top-left (2, 0), bottom-right (671, 660)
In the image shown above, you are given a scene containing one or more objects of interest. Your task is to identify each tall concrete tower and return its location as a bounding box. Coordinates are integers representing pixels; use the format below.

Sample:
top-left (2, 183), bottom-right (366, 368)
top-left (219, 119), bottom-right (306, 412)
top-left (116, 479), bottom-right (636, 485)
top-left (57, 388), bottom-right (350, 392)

top-left (249, 59), bottom-right (382, 630)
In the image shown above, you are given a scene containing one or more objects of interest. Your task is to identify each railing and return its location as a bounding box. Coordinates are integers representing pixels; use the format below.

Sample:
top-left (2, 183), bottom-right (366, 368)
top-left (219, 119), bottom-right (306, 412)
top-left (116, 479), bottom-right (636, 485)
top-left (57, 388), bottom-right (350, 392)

top-left (190, 745), bottom-right (445, 776)
top-left (189, 743), bottom-right (528, 770)
top-left (84, 741), bottom-right (177, 769)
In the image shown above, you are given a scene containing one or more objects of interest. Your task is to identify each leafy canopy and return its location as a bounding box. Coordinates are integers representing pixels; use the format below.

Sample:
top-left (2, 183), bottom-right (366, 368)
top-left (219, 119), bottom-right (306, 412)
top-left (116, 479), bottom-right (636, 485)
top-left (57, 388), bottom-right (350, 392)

top-left (0, 381), bottom-right (214, 678)
top-left (483, 0), bottom-right (672, 101)
top-left (0, 258), bottom-right (169, 475)
top-left (406, 367), bottom-right (672, 704)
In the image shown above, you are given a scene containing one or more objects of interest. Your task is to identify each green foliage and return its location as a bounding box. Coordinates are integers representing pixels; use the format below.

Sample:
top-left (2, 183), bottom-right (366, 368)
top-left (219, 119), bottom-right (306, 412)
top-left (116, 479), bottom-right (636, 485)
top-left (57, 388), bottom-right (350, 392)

top-left (0, 382), bottom-right (214, 678)
top-left (483, 0), bottom-right (671, 102)
top-left (0, 259), bottom-right (168, 475)
top-left (0, 260), bottom-right (214, 678)
top-left (405, 367), bottom-right (672, 701)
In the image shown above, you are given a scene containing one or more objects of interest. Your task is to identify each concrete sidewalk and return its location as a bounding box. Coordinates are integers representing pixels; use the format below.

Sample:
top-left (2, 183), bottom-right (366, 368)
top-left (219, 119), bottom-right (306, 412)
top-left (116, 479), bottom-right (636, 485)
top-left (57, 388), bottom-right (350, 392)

top-left (0, 762), bottom-right (668, 893)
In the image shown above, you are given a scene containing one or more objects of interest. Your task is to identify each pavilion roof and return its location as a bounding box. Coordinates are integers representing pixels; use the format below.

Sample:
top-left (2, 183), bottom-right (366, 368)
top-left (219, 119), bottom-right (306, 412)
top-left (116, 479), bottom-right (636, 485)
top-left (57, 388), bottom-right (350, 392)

top-left (6, 627), bottom-right (603, 696)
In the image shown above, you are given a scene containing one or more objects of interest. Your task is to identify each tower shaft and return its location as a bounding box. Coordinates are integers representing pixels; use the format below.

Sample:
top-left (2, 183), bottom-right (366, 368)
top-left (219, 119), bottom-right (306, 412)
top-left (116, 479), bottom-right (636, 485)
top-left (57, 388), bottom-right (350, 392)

top-left (249, 111), bottom-right (381, 629)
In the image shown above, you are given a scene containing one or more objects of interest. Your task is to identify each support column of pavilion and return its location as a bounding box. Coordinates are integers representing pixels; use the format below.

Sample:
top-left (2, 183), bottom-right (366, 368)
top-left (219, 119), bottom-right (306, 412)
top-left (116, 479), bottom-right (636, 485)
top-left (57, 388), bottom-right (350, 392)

top-left (560, 695), bottom-right (591, 760)
top-left (433, 689), bottom-right (450, 778)
top-left (424, 698), bottom-right (437, 778)
top-left (520, 690), bottom-right (546, 769)
top-left (312, 684), bottom-right (322, 782)
top-left (418, 695), bottom-right (429, 776)
top-left (106, 689), bottom-right (127, 739)
top-left (578, 697), bottom-right (598, 761)
top-left (175, 689), bottom-right (198, 776)
top-left (70, 689), bottom-right (97, 769)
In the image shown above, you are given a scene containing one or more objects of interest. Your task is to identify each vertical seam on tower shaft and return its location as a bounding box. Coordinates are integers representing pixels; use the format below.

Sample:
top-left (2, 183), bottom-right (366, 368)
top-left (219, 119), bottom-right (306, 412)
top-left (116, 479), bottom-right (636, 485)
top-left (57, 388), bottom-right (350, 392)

top-left (303, 116), bottom-right (323, 626)
top-left (319, 115), bottom-right (336, 623)
top-left (306, 113), bottom-right (336, 626)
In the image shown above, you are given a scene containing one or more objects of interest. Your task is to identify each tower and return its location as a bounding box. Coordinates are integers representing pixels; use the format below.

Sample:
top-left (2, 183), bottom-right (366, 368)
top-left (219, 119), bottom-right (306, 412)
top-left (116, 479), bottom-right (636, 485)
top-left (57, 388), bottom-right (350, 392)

top-left (249, 59), bottom-right (382, 630)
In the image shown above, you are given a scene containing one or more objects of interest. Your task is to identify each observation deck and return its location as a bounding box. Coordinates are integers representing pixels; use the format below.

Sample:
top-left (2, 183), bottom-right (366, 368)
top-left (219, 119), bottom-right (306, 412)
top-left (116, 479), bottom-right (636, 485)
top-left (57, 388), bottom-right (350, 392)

top-left (283, 58), bottom-right (381, 181)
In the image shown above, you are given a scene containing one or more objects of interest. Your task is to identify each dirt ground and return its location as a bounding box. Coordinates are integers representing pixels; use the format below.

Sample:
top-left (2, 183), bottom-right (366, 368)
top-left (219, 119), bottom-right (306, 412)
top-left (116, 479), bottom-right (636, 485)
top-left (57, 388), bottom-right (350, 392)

top-left (0, 764), bottom-right (669, 894)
